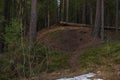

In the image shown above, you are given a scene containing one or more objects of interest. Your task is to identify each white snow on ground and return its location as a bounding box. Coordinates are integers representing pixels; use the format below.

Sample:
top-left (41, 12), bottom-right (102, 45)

top-left (57, 73), bottom-right (103, 80)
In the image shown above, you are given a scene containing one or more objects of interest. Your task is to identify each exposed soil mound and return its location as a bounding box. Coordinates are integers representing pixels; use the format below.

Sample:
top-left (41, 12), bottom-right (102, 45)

top-left (38, 26), bottom-right (100, 53)
top-left (37, 26), bottom-right (101, 68)
top-left (31, 26), bottom-right (120, 80)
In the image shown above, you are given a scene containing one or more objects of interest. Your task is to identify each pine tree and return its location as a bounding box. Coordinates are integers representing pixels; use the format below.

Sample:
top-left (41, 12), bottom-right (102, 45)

top-left (29, 0), bottom-right (37, 45)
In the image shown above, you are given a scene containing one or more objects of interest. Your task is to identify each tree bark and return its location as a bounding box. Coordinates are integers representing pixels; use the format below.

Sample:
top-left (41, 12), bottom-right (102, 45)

top-left (66, 0), bottom-right (69, 22)
top-left (29, 0), bottom-right (37, 45)
top-left (116, 0), bottom-right (119, 32)
top-left (101, 0), bottom-right (104, 41)
top-left (82, 0), bottom-right (87, 24)
top-left (47, 0), bottom-right (50, 28)
top-left (94, 0), bottom-right (101, 38)
top-left (94, 0), bottom-right (104, 40)
top-left (61, 0), bottom-right (65, 21)
top-left (88, 3), bottom-right (93, 26)
top-left (54, 0), bottom-right (58, 23)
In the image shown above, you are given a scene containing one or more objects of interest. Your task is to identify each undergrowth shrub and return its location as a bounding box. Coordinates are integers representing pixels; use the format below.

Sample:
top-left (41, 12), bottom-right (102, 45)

top-left (0, 43), bottom-right (69, 80)
top-left (79, 42), bottom-right (120, 69)
top-left (0, 19), bottom-right (69, 80)
top-left (3, 19), bottom-right (22, 51)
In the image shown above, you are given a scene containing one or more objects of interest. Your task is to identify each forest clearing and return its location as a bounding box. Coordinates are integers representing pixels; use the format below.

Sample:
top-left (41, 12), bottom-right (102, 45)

top-left (0, 0), bottom-right (120, 80)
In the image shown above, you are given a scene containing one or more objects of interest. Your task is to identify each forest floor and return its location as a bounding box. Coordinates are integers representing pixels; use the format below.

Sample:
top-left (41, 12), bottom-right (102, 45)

top-left (32, 26), bottom-right (120, 80)
top-left (38, 26), bottom-right (100, 68)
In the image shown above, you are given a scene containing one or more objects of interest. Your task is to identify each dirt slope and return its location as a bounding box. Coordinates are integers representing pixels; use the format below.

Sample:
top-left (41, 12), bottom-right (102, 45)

top-left (26, 26), bottom-right (120, 80)
top-left (37, 26), bottom-right (100, 68)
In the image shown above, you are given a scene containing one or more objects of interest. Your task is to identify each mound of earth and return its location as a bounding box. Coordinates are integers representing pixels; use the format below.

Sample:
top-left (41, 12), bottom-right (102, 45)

top-left (29, 26), bottom-right (120, 80)
top-left (37, 26), bottom-right (100, 53)
top-left (37, 26), bottom-right (101, 68)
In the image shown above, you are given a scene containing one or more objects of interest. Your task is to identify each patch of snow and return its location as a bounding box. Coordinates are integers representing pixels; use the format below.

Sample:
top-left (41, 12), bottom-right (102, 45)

top-left (57, 73), bottom-right (103, 80)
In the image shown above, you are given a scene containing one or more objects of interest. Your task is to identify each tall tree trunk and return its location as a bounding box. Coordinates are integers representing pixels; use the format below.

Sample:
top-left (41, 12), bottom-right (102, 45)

top-left (94, 0), bottom-right (104, 40)
top-left (61, 0), bottom-right (65, 21)
top-left (89, 3), bottom-right (93, 26)
top-left (66, 0), bottom-right (69, 22)
top-left (94, 0), bottom-right (101, 38)
top-left (54, 0), bottom-right (58, 23)
top-left (47, 0), bottom-right (50, 28)
top-left (29, 0), bottom-right (37, 45)
top-left (75, 0), bottom-right (78, 23)
top-left (82, 0), bottom-right (87, 24)
top-left (101, 0), bottom-right (104, 41)
top-left (116, 0), bottom-right (119, 32)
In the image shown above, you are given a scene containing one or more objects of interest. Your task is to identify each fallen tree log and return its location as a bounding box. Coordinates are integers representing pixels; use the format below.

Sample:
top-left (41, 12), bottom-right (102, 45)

top-left (59, 21), bottom-right (120, 30)
top-left (104, 27), bottom-right (120, 30)
top-left (59, 21), bottom-right (89, 27)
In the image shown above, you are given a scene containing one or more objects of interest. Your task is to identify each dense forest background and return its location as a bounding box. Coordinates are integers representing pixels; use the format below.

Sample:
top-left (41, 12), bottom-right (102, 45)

top-left (0, 0), bottom-right (120, 80)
